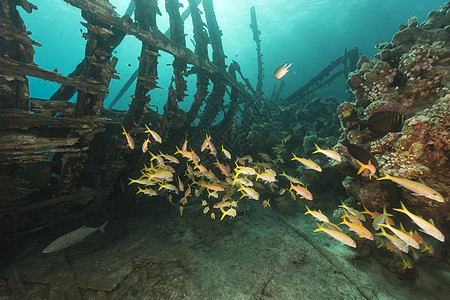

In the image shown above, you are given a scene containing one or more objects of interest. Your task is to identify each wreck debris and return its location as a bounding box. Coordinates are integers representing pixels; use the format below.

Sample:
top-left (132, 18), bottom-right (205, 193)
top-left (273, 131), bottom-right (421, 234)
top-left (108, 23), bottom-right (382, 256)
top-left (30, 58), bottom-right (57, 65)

top-left (179, 0), bottom-right (210, 135)
top-left (124, 0), bottom-right (159, 129)
top-left (0, 0), bottom-right (37, 111)
top-left (198, 0), bottom-right (227, 130)
top-left (249, 6), bottom-right (264, 94)
top-left (283, 47), bottom-right (359, 103)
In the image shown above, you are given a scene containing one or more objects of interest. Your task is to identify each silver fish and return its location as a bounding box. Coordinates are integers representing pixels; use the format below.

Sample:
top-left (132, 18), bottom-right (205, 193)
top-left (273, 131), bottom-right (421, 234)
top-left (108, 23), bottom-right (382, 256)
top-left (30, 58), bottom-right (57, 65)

top-left (42, 221), bottom-right (109, 253)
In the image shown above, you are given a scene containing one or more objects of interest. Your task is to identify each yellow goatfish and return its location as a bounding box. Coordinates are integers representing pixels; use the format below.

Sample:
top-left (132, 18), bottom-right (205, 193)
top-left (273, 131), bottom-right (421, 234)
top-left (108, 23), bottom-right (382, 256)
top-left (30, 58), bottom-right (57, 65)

top-left (144, 124), bottom-right (162, 143)
top-left (290, 182), bottom-right (313, 200)
top-left (312, 143), bottom-right (341, 162)
top-left (314, 222), bottom-right (356, 248)
top-left (122, 125), bottom-right (135, 150)
top-left (305, 205), bottom-right (329, 223)
top-left (291, 153), bottom-right (322, 172)
top-left (339, 201), bottom-right (366, 221)
top-left (377, 171), bottom-right (444, 203)
top-left (379, 223), bottom-right (419, 249)
top-left (339, 219), bottom-right (374, 240)
top-left (237, 185), bottom-right (260, 200)
top-left (393, 202), bottom-right (444, 242)
top-left (220, 207), bottom-right (237, 220)
top-left (376, 227), bottom-right (409, 253)
top-left (221, 145), bottom-right (231, 159)
top-left (273, 62), bottom-right (292, 79)
top-left (142, 136), bottom-right (151, 153)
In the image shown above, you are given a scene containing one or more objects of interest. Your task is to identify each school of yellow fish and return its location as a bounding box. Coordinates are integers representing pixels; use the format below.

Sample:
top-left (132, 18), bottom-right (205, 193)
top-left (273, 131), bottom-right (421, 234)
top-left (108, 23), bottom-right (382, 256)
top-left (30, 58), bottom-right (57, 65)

top-left (123, 125), bottom-right (445, 269)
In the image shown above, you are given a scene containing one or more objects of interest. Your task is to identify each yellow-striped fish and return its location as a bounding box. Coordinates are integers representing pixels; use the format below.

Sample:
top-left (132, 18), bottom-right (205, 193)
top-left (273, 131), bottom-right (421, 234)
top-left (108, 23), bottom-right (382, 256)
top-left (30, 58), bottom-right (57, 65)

top-left (377, 171), bottom-right (444, 202)
top-left (379, 223), bottom-right (419, 249)
top-left (312, 143), bottom-right (341, 161)
top-left (314, 222), bottom-right (356, 248)
top-left (291, 153), bottom-right (322, 172)
top-left (305, 205), bottom-right (329, 223)
top-left (393, 202), bottom-right (444, 242)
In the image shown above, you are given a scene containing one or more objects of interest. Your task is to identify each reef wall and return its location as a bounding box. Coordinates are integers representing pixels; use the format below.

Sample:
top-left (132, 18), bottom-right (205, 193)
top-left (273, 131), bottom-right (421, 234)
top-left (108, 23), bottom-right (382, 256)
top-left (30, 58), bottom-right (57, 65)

top-left (335, 3), bottom-right (449, 227)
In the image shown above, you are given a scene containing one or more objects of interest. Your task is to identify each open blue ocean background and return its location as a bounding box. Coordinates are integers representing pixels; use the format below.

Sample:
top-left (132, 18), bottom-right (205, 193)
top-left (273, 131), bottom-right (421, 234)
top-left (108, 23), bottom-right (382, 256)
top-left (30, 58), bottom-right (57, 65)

top-left (22, 0), bottom-right (445, 110)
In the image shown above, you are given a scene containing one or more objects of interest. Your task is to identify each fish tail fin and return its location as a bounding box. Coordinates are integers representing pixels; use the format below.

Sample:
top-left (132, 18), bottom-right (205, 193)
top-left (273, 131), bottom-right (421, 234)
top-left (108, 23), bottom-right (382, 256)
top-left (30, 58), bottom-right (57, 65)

top-left (393, 201), bottom-right (408, 214)
top-left (376, 170), bottom-right (391, 181)
top-left (99, 221), bottom-right (109, 234)
top-left (376, 227), bottom-right (387, 237)
top-left (121, 125), bottom-right (127, 135)
top-left (312, 143), bottom-right (321, 154)
top-left (304, 205), bottom-right (311, 215)
top-left (128, 178), bottom-right (135, 185)
top-left (313, 222), bottom-right (323, 232)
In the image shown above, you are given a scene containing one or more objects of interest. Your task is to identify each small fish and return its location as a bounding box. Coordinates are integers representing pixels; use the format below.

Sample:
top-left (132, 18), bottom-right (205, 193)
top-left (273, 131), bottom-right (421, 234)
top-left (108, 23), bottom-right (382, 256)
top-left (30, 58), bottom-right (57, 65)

top-left (262, 198), bottom-right (271, 208)
top-left (181, 137), bottom-right (188, 152)
top-left (259, 153), bottom-right (272, 161)
top-left (201, 199), bottom-right (208, 206)
top-left (393, 202), bottom-right (444, 242)
top-left (377, 240), bottom-right (401, 253)
top-left (289, 182), bottom-right (313, 200)
top-left (122, 125), bottom-right (135, 150)
top-left (211, 212), bottom-right (215, 220)
top-left (342, 212), bottom-right (362, 226)
top-left (305, 205), bottom-right (329, 222)
top-left (312, 143), bottom-right (341, 161)
top-left (221, 145), bottom-right (231, 159)
top-left (421, 242), bottom-right (434, 254)
top-left (291, 153), bottom-right (322, 172)
top-left (43, 221), bottom-right (109, 253)
top-left (360, 111), bottom-right (404, 134)
top-left (255, 172), bottom-right (277, 183)
top-left (273, 62), bottom-right (292, 79)
top-left (280, 171), bottom-right (304, 186)
top-left (339, 220), bottom-right (374, 240)
top-left (372, 207), bottom-right (394, 230)
top-left (238, 185), bottom-right (260, 200)
top-left (322, 222), bottom-right (343, 232)
top-left (314, 222), bottom-right (356, 248)
top-left (402, 258), bottom-right (413, 270)
top-left (136, 187), bottom-right (157, 196)
top-left (342, 138), bottom-right (378, 169)
top-left (220, 207), bottom-right (237, 220)
top-left (160, 152), bottom-right (179, 164)
top-left (179, 206), bottom-right (183, 216)
top-left (214, 200), bottom-right (238, 209)
top-left (376, 227), bottom-right (409, 253)
top-left (377, 172), bottom-right (444, 203)
top-left (355, 159), bottom-right (377, 179)
top-left (144, 124), bottom-right (162, 143)
top-left (379, 223), bottom-right (419, 249)
top-left (142, 136), bottom-right (151, 153)
top-left (177, 176), bottom-right (184, 191)
top-left (203, 206), bottom-right (210, 214)
top-left (339, 201), bottom-right (366, 221)
top-left (293, 123), bottom-right (303, 132)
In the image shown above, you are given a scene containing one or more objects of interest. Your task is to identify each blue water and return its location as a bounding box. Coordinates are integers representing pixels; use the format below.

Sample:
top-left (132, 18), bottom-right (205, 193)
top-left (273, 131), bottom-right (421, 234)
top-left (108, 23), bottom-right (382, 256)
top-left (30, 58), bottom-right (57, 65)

top-left (21, 0), bottom-right (445, 110)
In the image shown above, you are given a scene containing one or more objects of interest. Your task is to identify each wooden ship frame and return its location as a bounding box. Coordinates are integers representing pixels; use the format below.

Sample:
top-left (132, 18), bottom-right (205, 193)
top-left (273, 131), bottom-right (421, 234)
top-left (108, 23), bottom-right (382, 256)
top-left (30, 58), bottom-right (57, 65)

top-left (0, 0), bottom-right (359, 260)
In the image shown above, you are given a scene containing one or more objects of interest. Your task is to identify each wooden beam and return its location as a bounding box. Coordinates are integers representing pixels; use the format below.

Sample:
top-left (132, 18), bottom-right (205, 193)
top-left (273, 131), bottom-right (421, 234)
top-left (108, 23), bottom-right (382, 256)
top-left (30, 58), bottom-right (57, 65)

top-left (63, 0), bottom-right (253, 100)
top-left (0, 58), bottom-right (108, 94)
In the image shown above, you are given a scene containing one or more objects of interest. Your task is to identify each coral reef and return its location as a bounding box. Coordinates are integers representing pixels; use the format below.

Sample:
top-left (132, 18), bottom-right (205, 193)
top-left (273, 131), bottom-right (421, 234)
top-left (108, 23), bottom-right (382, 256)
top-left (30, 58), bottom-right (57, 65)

top-left (335, 3), bottom-right (450, 227)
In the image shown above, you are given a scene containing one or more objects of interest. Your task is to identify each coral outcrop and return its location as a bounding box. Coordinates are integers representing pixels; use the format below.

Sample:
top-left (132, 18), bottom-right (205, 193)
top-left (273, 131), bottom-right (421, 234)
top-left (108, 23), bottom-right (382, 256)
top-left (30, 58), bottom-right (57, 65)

top-left (335, 3), bottom-right (449, 229)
